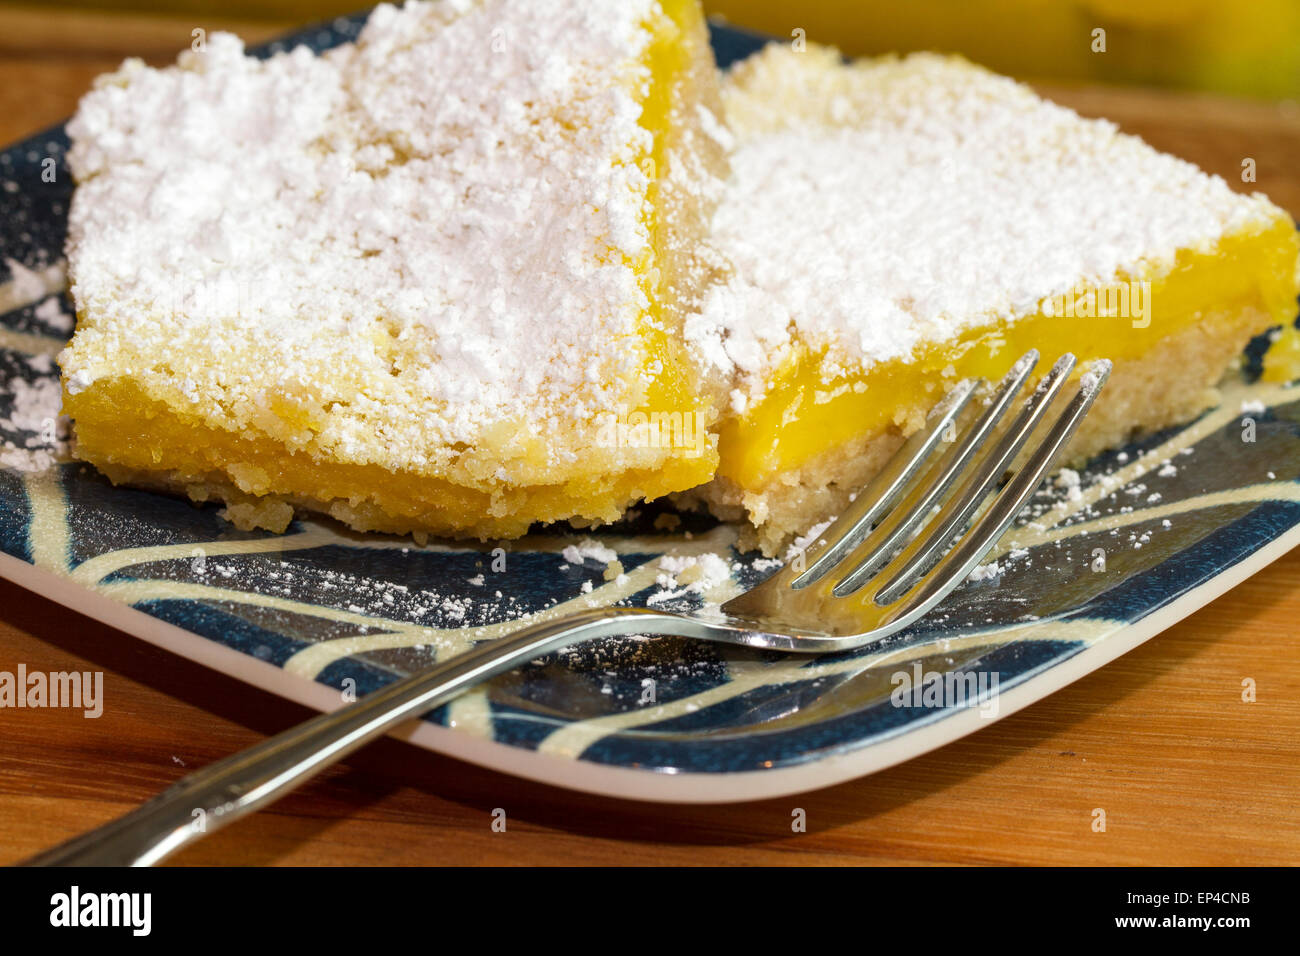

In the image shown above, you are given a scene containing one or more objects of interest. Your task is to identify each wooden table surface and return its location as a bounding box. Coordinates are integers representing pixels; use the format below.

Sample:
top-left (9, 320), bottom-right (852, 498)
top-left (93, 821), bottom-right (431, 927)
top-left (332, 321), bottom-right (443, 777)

top-left (1, 7), bottom-right (1298, 867)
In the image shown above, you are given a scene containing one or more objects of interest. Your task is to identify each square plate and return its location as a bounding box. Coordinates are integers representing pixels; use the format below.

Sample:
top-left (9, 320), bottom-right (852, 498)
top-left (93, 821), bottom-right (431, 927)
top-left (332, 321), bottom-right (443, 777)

top-left (1, 16), bottom-right (1297, 802)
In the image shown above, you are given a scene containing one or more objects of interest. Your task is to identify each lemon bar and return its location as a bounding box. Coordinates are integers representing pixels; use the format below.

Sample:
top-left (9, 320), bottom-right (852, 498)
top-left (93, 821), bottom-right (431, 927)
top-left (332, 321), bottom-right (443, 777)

top-left (687, 46), bottom-right (1300, 554)
top-left (60, 0), bottom-right (728, 540)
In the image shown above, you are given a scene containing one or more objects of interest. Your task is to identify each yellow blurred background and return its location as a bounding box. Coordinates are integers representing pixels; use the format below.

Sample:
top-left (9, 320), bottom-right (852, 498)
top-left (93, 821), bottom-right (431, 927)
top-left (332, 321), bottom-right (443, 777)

top-left (711, 0), bottom-right (1300, 99)
top-left (9, 0), bottom-right (1300, 98)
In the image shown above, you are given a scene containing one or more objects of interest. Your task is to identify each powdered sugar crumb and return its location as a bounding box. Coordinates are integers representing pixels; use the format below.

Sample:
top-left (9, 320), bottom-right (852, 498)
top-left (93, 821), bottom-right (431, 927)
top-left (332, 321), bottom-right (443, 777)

top-left (0, 358), bottom-right (69, 472)
top-left (785, 518), bottom-right (834, 562)
top-left (562, 537), bottom-right (618, 567)
top-left (647, 551), bottom-right (734, 606)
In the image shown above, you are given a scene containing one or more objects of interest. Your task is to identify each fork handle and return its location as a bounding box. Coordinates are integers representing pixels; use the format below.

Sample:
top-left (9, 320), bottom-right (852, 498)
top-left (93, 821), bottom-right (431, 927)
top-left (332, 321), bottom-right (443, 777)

top-left (24, 605), bottom-right (661, 866)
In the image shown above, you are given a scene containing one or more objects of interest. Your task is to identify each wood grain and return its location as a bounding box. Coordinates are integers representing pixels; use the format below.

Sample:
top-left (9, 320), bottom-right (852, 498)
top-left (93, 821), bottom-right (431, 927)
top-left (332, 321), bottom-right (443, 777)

top-left (1, 9), bottom-right (1298, 867)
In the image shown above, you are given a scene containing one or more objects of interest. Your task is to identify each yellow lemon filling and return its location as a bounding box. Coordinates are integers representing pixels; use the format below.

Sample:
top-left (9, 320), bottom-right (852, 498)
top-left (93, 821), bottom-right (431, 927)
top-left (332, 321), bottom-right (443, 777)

top-left (719, 221), bottom-right (1300, 493)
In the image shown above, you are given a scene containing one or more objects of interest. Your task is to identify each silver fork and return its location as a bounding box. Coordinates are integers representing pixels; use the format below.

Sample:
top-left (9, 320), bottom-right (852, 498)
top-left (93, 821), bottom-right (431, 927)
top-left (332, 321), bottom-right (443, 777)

top-left (25, 349), bottom-right (1108, 866)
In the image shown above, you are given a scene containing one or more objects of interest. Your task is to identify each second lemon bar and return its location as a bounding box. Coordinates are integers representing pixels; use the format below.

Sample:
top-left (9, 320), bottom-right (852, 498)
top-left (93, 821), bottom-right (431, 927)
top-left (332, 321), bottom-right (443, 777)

top-left (688, 45), bottom-right (1300, 554)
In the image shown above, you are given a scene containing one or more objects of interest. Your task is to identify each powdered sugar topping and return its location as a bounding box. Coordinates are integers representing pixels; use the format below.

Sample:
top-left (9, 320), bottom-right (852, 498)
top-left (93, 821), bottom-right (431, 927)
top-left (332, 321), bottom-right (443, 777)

top-left (689, 47), bottom-right (1282, 413)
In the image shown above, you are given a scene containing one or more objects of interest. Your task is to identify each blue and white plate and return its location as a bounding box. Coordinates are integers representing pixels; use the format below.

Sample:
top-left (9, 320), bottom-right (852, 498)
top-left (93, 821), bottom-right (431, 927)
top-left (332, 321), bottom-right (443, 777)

top-left (1, 17), bottom-right (1297, 802)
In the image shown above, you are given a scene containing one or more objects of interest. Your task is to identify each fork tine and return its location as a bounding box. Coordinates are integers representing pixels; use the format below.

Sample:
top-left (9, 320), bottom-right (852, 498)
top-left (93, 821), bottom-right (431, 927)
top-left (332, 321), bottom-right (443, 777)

top-left (789, 374), bottom-right (982, 588)
top-left (876, 358), bottom-right (1111, 614)
top-left (835, 352), bottom-right (1077, 598)
top-left (824, 349), bottom-right (1040, 593)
